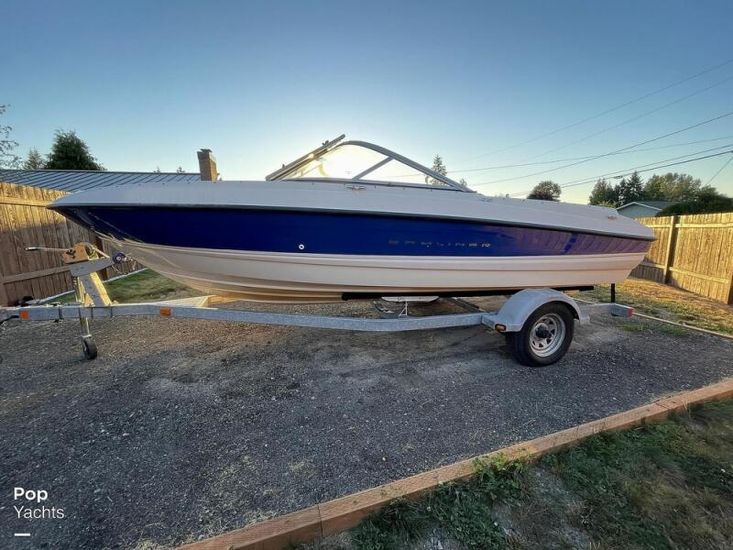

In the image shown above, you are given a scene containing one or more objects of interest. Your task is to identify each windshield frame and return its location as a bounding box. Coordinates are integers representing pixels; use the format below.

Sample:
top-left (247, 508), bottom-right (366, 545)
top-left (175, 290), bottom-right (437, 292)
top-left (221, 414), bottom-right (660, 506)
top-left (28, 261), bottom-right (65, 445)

top-left (266, 136), bottom-right (470, 192)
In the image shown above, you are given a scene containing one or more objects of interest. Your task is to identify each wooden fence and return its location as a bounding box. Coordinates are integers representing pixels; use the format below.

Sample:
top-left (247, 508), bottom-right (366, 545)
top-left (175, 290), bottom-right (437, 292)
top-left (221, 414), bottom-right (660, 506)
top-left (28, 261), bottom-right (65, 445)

top-left (631, 212), bottom-right (733, 304)
top-left (0, 181), bottom-right (138, 306)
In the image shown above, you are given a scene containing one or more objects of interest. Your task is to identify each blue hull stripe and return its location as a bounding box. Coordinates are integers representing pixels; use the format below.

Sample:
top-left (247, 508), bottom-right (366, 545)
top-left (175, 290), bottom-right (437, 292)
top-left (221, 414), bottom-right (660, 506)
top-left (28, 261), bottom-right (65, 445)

top-left (55, 206), bottom-right (650, 257)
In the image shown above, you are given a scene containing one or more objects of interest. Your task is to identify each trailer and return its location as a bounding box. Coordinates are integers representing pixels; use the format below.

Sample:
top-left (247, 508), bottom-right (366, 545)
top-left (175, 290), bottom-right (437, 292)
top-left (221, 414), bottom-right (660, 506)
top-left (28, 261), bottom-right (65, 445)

top-left (0, 244), bottom-right (633, 367)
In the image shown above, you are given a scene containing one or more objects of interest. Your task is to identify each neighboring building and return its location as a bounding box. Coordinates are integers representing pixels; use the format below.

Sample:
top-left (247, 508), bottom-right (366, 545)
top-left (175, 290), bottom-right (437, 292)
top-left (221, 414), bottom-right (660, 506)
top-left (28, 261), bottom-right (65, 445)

top-left (617, 200), bottom-right (678, 218)
top-left (0, 147), bottom-right (217, 192)
top-left (0, 169), bottom-right (201, 192)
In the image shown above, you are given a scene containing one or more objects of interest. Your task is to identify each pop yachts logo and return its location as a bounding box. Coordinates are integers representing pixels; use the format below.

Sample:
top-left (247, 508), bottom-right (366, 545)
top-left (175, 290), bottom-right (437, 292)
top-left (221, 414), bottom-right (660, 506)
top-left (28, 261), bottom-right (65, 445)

top-left (13, 487), bottom-right (65, 519)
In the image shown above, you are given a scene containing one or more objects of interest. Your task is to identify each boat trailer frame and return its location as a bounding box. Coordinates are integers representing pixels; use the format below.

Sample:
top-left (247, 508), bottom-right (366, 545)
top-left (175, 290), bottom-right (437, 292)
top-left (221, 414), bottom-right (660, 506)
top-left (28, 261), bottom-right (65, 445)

top-left (0, 244), bottom-right (634, 365)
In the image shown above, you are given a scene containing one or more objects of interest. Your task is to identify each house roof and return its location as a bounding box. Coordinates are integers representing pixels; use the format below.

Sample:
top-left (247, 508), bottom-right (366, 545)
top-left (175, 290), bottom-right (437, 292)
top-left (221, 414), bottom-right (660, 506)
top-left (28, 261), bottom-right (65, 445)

top-left (0, 169), bottom-right (201, 193)
top-left (617, 200), bottom-right (677, 211)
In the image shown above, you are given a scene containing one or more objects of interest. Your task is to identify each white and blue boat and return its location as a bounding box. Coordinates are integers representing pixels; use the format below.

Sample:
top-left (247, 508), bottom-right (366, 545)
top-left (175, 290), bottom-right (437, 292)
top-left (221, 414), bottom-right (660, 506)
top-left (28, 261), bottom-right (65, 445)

top-left (50, 136), bottom-right (654, 303)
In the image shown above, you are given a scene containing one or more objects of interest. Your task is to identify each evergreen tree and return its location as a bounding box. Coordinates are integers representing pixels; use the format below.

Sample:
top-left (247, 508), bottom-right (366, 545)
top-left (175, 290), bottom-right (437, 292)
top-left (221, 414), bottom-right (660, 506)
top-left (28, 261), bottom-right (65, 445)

top-left (0, 105), bottom-right (20, 168)
top-left (45, 130), bottom-right (103, 170)
top-left (588, 178), bottom-right (619, 206)
top-left (616, 172), bottom-right (644, 205)
top-left (527, 180), bottom-right (561, 201)
top-left (429, 154), bottom-right (447, 186)
top-left (431, 154), bottom-right (447, 175)
top-left (23, 148), bottom-right (45, 169)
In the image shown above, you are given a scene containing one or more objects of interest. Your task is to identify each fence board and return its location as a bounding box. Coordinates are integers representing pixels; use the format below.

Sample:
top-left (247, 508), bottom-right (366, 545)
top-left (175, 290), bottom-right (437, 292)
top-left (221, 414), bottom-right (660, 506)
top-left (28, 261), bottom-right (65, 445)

top-left (631, 212), bottom-right (733, 304)
top-left (0, 181), bottom-right (139, 305)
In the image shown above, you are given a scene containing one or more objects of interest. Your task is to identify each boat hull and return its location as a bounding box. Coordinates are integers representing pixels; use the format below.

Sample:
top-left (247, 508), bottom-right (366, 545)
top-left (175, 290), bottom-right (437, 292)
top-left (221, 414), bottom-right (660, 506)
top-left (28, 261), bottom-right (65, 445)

top-left (50, 182), bottom-right (654, 303)
top-left (106, 238), bottom-right (646, 303)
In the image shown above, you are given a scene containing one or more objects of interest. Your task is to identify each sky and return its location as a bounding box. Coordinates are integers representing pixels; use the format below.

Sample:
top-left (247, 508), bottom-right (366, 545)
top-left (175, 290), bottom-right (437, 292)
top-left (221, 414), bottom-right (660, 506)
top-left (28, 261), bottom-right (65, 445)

top-left (1, 0), bottom-right (732, 203)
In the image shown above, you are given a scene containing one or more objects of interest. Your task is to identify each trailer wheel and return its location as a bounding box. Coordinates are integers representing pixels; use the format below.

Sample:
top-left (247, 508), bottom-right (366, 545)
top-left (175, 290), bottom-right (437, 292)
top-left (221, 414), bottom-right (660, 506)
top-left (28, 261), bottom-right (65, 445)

top-left (506, 303), bottom-right (574, 367)
top-left (81, 336), bottom-right (98, 360)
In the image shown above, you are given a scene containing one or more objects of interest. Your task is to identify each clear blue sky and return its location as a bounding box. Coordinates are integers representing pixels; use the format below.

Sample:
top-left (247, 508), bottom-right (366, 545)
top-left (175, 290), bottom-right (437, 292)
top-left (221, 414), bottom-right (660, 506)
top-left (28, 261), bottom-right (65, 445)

top-left (2, 0), bottom-right (732, 202)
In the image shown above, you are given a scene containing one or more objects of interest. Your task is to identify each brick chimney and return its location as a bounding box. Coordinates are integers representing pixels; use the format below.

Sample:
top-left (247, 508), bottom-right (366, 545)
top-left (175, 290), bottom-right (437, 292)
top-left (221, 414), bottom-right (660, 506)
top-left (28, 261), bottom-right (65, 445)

top-left (197, 149), bottom-right (218, 181)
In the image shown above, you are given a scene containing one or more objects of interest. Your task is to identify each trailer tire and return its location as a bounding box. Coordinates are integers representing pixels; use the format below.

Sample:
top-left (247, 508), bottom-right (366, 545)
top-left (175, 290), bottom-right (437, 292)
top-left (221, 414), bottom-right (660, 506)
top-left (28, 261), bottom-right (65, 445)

top-left (506, 302), bottom-right (574, 367)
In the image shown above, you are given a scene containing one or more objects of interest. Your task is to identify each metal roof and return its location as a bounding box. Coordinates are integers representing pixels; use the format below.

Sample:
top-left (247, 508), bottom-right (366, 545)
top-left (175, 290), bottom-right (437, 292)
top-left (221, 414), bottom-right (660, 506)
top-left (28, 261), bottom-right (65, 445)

top-left (0, 169), bottom-right (202, 193)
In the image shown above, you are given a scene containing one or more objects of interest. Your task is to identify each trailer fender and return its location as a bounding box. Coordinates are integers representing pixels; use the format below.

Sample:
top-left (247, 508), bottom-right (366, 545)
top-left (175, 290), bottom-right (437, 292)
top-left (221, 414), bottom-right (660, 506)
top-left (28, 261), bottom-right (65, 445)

top-left (485, 289), bottom-right (587, 333)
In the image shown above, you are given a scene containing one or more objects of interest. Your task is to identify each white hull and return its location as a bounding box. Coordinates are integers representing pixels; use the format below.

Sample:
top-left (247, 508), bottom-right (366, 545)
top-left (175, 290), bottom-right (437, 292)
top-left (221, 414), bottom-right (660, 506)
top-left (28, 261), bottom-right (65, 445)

top-left (111, 238), bottom-right (645, 303)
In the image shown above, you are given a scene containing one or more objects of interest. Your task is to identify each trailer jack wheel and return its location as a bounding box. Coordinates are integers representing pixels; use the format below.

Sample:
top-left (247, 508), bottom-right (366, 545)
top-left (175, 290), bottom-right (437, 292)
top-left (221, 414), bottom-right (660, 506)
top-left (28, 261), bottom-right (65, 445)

top-left (81, 336), bottom-right (98, 360)
top-left (506, 303), bottom-right (575, 367)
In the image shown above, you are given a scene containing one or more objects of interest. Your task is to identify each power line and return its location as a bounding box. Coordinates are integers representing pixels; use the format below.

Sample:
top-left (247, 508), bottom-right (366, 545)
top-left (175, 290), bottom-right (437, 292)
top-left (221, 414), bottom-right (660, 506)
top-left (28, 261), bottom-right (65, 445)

top-left (562, 150), bottom-right (733, 188)
top-left (446, 135), bottom-right (733, 175)
top-left (518, 73), bottom-right (733, 161)
top-left (510, 149), bottom-right (733, 196)
top-left (555, 144), bottom-right (733, 187)
top-left (460, 57), bottom-right (733, 163)
top-left (705, 155), bottom-right (733, 186)
top-left (472, 109), bottom-right (733, 186)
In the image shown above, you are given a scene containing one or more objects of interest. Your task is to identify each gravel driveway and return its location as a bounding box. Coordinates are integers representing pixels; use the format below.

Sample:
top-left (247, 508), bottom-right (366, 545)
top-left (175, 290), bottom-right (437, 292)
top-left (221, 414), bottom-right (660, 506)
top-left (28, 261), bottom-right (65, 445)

top-left (1, 297), bottom-right (731, 549)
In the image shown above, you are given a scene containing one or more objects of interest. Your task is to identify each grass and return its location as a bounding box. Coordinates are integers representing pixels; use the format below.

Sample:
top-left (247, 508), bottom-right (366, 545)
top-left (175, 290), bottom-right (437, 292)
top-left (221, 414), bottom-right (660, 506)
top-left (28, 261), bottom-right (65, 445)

top-left (574, 277), bottom-right (733, 336)
top-left (53, 269), bottom-right (193, 304)
top-left (104, 270), bottom-right (193, 302)
top-left (541, 401), bottom-right (733, 549)
top-left (351, 457), bottom-right (524, 549)
top-left (308, 399), bottom-right (733, 549)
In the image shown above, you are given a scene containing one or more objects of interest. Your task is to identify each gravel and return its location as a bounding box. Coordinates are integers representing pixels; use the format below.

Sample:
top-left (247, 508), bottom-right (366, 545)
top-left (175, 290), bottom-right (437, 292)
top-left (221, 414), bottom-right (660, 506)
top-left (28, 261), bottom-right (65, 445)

top-left (0, 297), bottom-right (731, 549)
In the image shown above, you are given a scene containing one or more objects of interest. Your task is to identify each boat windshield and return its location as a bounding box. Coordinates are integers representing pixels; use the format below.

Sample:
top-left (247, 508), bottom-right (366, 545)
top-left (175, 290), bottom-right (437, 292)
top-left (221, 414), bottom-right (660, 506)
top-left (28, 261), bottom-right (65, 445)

top-left (266, 136), bottom-right (468, 191)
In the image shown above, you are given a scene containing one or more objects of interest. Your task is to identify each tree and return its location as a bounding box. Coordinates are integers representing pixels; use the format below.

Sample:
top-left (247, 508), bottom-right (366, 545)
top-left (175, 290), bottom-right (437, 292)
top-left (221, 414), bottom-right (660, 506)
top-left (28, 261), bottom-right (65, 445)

top-left (0, 104), bottom-right (20, 168)
top-left (643, 172), bottom-right (701, 202)
top-left (429, 154), bottom-right (447, 186)
top-left (642, 175), bottom-right (665, 201)
top-left (588, 178), bottom-right (619, 206)
top-left (527, 180), bottom-right (561, 201)
top-left (657, 187), bottom-right (733, 216)
top-left (176, 166), bottom-right (185, 174)
top-left (616, 171), bottom-right (644, 205)
top-left (45, 130), bottom-right (103, 170)
top-left (23, 148), bottom-right (45, 169)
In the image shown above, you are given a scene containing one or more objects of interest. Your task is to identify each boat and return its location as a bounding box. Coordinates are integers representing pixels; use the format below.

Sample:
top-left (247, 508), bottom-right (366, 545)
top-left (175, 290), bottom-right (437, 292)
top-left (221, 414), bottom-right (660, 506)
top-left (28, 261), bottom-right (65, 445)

top-left (49, 135), bottom-right (654, 303)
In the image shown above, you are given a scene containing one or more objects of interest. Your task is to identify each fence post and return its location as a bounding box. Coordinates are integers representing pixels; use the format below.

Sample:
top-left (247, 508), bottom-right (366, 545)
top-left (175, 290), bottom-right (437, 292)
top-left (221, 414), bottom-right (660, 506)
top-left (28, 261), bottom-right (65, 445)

top-left (0, 278), bottom-right (8, 306)
top-left (663, 215), bottom-right (679, 284)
